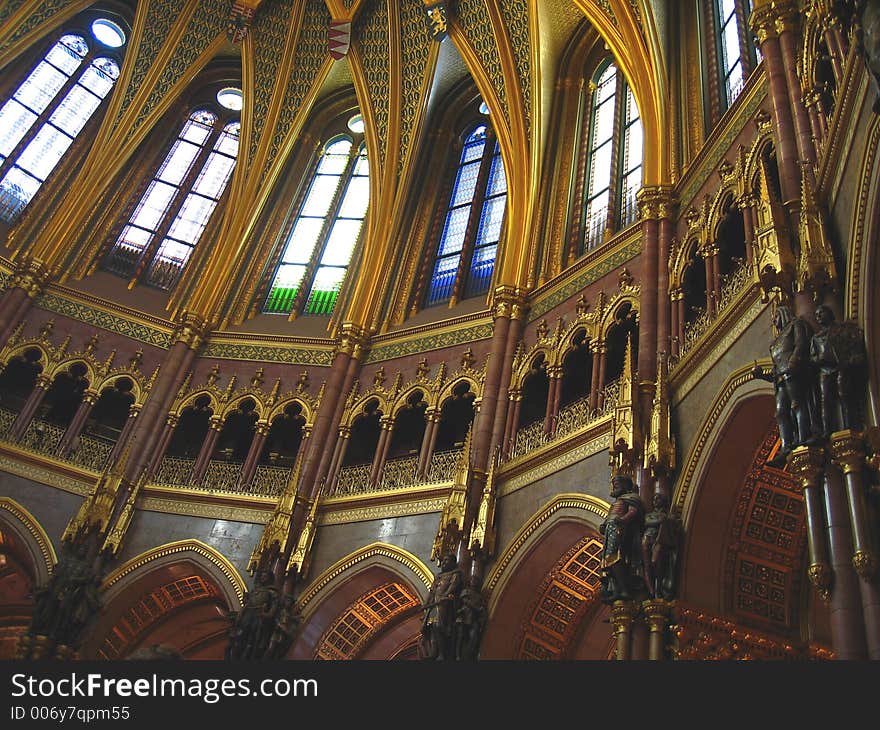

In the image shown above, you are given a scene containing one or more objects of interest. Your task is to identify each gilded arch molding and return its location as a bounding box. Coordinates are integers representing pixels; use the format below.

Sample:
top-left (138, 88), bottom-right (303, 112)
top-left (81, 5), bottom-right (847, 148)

top-left (483, 492), bottom-right (608, 613)
top-left (296, 541), bottom-right (434, 619)
top-left (0, 496), bottom-right (57, 584)
top-left (101, 539), bottom-right (247, 609)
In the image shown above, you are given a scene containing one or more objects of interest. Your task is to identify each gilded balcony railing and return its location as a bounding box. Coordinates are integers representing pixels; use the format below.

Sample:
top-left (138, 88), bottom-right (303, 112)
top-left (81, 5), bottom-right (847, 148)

top-left (425, 449), bottom-right (461, 481)
top-left (509, 379), bottom-right (619, 462)
top-left (19, 420), bottom-right (65, 455)
top-left (377, 454), bottom-right (418, 492)
top-left (333, 464), bottom-right (373, 497)
top-left (251, 464), bottom-right (293, 497)
top-left (68, 433), bottom-right (114, 472)
top-left (0, 407), bottom-right (17, 438)
top-left (202, 460), bottom-right (244, 492)
top-left (153, 456), bottom-right (196, 486)
top-left (680, 260), bottom-right (751, 359)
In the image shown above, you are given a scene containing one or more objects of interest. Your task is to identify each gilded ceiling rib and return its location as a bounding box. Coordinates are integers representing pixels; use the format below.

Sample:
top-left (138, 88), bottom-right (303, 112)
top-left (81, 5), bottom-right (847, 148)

top-left (0, 0), bottom-right (88, 70)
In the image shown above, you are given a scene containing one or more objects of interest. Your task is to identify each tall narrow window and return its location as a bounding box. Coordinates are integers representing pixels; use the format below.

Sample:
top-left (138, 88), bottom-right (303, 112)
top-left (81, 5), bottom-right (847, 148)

top-left (103, 105), bottom-right (241, 290)
top-left (713, 0), bottom-right (756, 110)
top-left (0, 21), bottom-right (126, 223)
top-left (426, 116), bottom-right (507, 307)
top-left (264, 133), bottom-right (368, 317)
top-left (581, 62), bottom-right (643, 253)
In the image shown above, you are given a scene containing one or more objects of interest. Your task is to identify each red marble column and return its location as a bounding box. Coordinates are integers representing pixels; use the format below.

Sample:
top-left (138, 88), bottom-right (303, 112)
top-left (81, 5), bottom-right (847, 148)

top-left (589, 344), bottom-right (602, 412)
top-left (369, 416), bottom-right (394, 487)
top-left (0, 259), bottom-right (50, 348)
top-left (505, 397), bottom-right (522, 457)
top-left (147, 414), bottom-right (177, 476)
top-left (703, 253), bottom-right (715, 317)
top-left (238, 421), bottom-right (269, 489)
top-left (416, 409), bottom-right (439, 477)
top-left (823, 467), bottom-right (868, 658)
top-left (303, 325), bottom-right (368, 505)
top-left (750, 7), bottom-right (802, 211)
top-left (543, 368), bottom-right (561, 436)
top-left (777, 11), bottom-right (817, 169)
top-left (595, 346), bottom-right (608, 410)
top-left (472, 308), bottom-right (512, 470)
top-left (57, 389), bottom-right (98, 456)
top-left (327, 428), bottom-right (350, 494)
top-left (109, 404), bottom-right (140, 464)
top-left (638, 214), bottom-right (659, 386)
top-left (488, 312), bottom-right (527, 462)
top-left (669, 290), bottom-right (681, 358)
top-left (192, 417), bottom-right (222, 484)
top-left (10, 374), bottom-right (50, 441)
top-left (739, 194), bottom-right (757, 267)
top-left (657, 215), bottom-right (674, 357)
top-left (122, 316), bottom-right (208, 482)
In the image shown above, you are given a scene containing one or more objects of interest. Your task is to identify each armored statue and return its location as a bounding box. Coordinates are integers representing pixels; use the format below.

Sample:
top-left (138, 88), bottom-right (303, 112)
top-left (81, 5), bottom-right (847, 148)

top-left (226, 569), bottom-right (278, 660)
top-left (454, 577), bottom-right (487, 661)
top-left (810, 305), bottom-right (867, 435)
top-left (30, 527), bottom-right (102, 646)
top-left (599, 475), bottom-right (645, 603)
top-left (265, 593), bottom-right (301, 660)
top-left (641, 493), bottom-right (681, 601)
top-left (420, 553), bottom-right (463, 660)
top-left (752, 305), bottom-right (818, 466)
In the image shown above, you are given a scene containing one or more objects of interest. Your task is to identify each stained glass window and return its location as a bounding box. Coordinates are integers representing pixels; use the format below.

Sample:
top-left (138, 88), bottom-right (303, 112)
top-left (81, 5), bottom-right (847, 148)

top-left (581, 62), bottom-right (643, 253)
top-left (103, 108), bottom-right (240, 290)
top-left (263, 136), bottom-right (369, 317)
top-left (426, 119), bottom-right (507, 306)
top-left (0, 28), bottom-right (124, 223)
top-left (714, 0), bottom-right (756, 110)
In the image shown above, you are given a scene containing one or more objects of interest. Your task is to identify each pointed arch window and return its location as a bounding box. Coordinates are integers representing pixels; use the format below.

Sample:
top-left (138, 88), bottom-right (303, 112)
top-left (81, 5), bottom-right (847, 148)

top-left (709, 0), bottom-right (758, 113)
top-left (0, 25), bottom-right (125, 223)
top-left (264, 136), bottom-right (369, 316)
top-left (102, 109), bottom-right (240, 290)
top-left (426, 123), bottom-right (507, 307)
top-left (582, 62), bottom-right (643, 253)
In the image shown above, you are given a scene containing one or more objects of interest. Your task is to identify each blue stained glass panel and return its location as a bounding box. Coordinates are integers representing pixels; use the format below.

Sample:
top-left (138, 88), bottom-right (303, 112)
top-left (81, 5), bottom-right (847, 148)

top-left (437, 206), bottom-right (470, 256)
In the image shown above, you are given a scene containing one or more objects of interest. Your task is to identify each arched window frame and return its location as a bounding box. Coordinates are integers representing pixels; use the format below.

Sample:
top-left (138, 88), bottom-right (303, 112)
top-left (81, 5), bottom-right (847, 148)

top-left (576, 60), bottom-right (643, 255)
top-left (100, 91), bottom-right (241, 292)
top-left (422, 112), bottom-right (508, 308)
top-left (0, 9), bottom-right (130, 225)
top-left (704, 0), bottom-right (759, 121)
top-left (261, 129), bottom-right (369, 318)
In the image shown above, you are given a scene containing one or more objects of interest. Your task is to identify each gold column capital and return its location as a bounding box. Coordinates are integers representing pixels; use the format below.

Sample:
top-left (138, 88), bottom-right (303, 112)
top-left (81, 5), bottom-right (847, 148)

top-left (335, 322), bottom-right (371, 360)
top-left (490, 285), bottom-right (530, 321)
top-left (786, 445), bottom-right (826, 490)
top-left (636, 185), bottom-right (676, 220)
top-left (254, 420), bottom-right (271, 437)
top-left (610, 600), bottom-right (639, 634)
top-left (10, 256), bottom-right (51, 299)
top-left (807, 563), bottom-right (832, 602)
top-left (642, 598), bottom-right (673, 631)
top-left (828, 430), bottom-right (866, 475)
top-left (852, 551), bottom-right (878, 580)
top-left (172, 312), bottom-right (211, 351)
